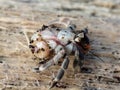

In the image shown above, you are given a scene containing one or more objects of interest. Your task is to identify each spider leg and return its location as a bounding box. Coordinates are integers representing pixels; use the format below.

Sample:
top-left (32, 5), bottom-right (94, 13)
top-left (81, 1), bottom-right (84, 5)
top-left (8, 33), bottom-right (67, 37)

top-left (36, 45), bottom-right (65, 72)
top-left (73, 45), bottom-right (84, 74)
top-left (49, 56), bottom-right (69, 89)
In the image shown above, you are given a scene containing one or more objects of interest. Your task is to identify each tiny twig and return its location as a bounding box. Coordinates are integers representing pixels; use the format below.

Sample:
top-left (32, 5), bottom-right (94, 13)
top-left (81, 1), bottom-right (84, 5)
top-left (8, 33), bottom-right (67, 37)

top-left (18, 41), bottom-right (29, 49)
top-left (22, 28), bottom-right (30, 46)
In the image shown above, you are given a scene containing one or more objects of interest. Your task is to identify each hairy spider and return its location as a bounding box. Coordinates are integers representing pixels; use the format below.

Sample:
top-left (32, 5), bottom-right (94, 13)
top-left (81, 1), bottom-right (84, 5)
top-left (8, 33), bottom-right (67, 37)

top-left (25, 17), bottom-right (90, 88)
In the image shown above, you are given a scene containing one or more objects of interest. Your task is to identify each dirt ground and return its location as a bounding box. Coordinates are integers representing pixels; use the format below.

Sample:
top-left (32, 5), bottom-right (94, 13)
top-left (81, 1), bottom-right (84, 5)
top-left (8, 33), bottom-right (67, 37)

top-left (0, 0), bottom-right (120, 90)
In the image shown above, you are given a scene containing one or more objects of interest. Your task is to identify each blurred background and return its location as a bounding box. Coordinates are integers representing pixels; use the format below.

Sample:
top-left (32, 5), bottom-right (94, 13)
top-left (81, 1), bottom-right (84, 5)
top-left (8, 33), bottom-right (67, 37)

top-left (0, 0), bottom-right (120, 18)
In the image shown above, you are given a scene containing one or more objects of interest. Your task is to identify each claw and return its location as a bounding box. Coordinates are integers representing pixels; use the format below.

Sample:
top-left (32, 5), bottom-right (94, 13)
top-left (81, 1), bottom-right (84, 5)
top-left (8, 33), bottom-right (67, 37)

top-left (49, 70), bottom-right (64, 89)
top-left (49, 57), bottom-right (69, 88)
top-left (49, 81), bottom-right (58, 89)
top-left (49, 68), bottom-right (65, 89)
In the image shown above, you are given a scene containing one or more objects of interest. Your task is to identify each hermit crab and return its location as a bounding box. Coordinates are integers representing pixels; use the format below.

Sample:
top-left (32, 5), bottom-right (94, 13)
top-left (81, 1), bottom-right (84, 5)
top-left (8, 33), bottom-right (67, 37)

top-left (23, 17), bottom-right (90, 88)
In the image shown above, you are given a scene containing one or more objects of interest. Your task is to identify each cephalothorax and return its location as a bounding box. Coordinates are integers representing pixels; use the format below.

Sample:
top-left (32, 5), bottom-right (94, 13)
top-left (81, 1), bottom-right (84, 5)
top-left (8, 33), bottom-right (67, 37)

top-left (26, 18), bottom-right (90, 88)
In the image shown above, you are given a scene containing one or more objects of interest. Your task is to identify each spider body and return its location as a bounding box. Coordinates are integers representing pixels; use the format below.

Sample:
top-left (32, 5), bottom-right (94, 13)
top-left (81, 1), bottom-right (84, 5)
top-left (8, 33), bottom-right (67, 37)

top-left (28, 18), bottom-right (90, 88)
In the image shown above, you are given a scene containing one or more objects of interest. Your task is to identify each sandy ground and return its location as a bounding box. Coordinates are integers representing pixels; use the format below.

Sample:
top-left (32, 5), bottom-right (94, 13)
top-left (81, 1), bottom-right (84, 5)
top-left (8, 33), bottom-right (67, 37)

top-left (0, 0), bottom-right (120, 90)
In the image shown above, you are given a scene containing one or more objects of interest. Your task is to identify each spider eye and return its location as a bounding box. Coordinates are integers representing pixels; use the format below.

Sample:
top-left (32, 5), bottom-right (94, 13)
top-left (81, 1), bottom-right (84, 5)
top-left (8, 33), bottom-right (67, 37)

top-left (29, 45), bottom-right (34, 48)
top-left (41, 48), bottom-right (45, 51)
top-left (30, 40), bottom-right (34, 43)
top-left (60, 48), bottom-right (63, 50)
top-left (42, 25), bottom-right (48, 30)
top-left (56, 28), bottom-right (60, 31)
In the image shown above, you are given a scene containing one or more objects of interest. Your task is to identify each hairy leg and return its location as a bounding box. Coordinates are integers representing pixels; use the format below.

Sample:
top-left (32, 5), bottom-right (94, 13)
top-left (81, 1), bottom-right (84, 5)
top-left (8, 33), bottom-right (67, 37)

top-left (49, 56), bottom-right (69, 88)
top-left (34, 45), bottom-right (65, 72)
top-left (73, 45), bottom-right (84, 74)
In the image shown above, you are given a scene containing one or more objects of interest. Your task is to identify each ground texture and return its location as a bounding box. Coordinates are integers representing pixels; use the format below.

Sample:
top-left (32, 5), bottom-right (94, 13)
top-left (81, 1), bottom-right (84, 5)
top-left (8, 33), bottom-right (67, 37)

top-left (0, 0), bottom-right (120, 90)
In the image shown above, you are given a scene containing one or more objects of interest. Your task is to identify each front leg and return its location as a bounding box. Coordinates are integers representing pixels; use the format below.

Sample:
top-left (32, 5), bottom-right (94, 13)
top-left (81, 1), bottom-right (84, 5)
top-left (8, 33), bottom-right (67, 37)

top-left (49, 56), bottom-right (69, 89)
top-left (35, 45), bottom-right (65, 72)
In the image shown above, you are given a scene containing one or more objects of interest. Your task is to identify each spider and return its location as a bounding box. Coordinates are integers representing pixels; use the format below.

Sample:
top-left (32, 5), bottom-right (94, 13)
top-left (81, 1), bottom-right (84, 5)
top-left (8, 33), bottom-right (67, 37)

top-left (25, 18), bottom-right (90, 88)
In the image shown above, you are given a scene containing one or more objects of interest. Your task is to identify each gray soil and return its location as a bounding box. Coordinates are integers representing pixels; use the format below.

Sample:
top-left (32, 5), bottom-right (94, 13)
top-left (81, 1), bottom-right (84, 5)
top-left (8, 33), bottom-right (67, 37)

top-left (0, 0), bottom-right (120, 90)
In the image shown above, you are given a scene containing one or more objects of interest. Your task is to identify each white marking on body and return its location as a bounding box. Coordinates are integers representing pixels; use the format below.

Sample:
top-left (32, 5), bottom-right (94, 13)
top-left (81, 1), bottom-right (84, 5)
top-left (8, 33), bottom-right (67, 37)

top-left (31, 33), bottom-right (39, 41)
top-left (39, 65), bottom-right (45, 71)
top-left (57, 29), bottom-right (75, 45)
